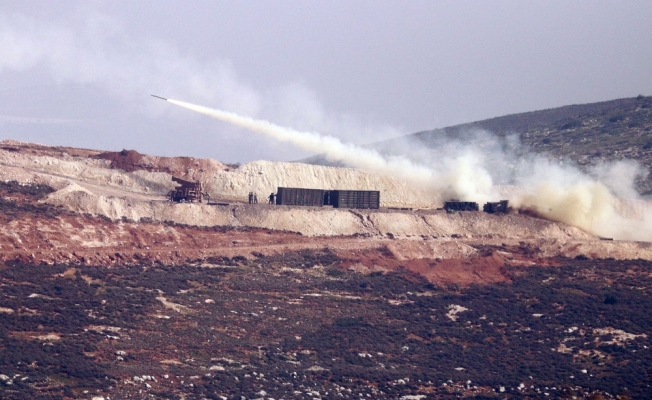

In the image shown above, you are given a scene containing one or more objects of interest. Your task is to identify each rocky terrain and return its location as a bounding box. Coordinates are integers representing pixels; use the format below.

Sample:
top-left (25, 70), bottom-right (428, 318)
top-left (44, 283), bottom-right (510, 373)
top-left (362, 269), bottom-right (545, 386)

top-left (1, 140), bottom-right (652, 398)
top-left (2, 254), bottom-right (652, 399)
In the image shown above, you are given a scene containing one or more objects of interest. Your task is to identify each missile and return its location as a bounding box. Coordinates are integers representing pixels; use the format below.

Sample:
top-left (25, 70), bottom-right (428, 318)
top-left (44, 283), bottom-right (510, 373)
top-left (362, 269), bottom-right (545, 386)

top-left (151, 94), bottom-right (167, 101)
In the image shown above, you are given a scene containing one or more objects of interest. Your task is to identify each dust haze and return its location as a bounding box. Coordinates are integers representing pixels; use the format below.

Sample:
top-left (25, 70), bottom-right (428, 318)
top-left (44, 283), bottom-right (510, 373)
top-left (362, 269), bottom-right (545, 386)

top-left (167, 98), bottom-right (652, 242)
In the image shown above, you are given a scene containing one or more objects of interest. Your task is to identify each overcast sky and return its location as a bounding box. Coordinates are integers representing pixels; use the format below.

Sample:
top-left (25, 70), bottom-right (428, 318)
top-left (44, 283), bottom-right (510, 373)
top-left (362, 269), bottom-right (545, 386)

top-left (1, 1), bottom-right (651, 163)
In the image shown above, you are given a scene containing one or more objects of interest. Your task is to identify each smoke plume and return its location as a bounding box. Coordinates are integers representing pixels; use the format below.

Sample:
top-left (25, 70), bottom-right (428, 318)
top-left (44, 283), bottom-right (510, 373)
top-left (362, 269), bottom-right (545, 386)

top-left (0, 9), bottom-right (402, 160)
top-left (166, 98), bottom-right (652, 242)
top-left (167, 99), bottom-right (435, 184)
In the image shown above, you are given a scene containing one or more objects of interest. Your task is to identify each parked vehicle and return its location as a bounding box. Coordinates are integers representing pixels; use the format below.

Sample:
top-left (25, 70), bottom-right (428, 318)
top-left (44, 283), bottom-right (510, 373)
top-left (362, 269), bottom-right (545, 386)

top-left (168, 177), bottom-right (209, 203)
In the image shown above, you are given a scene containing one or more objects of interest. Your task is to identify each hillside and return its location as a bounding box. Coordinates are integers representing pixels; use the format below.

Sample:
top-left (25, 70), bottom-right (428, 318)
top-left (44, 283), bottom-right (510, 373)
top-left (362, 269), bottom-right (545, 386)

top-left (2, 141), bottom-right (652, 398)
top-left (0, 141), bottom-right (441, 209)
top-left (304, 95), bottom-right (652, 194)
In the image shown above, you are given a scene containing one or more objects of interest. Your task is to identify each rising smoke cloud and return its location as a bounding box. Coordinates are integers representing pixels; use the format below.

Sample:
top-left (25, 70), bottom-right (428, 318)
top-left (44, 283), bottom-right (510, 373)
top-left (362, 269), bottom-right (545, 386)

top-left (166, 98), bottom-right (652, 242)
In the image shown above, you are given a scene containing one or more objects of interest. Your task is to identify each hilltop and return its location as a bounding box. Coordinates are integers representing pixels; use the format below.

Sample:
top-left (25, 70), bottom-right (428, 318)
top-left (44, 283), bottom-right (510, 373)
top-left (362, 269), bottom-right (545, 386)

top-left (304, 95), bottom-right (652, 194)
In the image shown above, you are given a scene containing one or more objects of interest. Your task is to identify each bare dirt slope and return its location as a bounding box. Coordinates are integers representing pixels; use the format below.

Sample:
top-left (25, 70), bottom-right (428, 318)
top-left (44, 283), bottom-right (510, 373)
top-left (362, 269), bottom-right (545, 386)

top-left (0, 140), bottom-right (442, 207)
top-left (2, 140), bottom-right (652, 284)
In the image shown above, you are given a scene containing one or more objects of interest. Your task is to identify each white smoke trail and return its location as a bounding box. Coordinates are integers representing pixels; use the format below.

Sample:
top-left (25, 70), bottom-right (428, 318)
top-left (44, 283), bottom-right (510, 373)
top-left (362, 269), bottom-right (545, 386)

top-left (167, 98), bottom-right (497, 202)
top-left (167, 99), bottom-right (435, 184)
top-left (166, 98), bottom-right (652, 242)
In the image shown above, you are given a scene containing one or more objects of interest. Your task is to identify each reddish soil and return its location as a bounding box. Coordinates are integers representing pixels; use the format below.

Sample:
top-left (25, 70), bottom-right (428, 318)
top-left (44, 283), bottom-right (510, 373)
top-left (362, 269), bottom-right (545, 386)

top-left (0, 201), bottom-right (557, 288)
top-left (0, 180), bottom-right (573, 287)
top-left (92, 149), bottom-right (152, 172)
top-left (335, 245), bottom-right (562, 287)
top-left (92, 149), bottom-right (230, 180)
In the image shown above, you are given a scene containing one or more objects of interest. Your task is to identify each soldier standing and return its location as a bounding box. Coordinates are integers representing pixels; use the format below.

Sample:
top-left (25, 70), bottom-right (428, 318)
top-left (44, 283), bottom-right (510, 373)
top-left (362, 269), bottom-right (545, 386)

top-left (248, 191), bottom-right (253, 204)
top-left (253, 193), bottom-right (258, 204)
top-left (268, 192), bottom-right (276, 204)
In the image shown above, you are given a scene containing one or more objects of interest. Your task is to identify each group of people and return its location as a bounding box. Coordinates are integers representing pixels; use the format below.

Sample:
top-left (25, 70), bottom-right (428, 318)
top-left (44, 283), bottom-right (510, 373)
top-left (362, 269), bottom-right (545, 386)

top-left (247, 191), bottom-right (258, 204)
top-left (248, 191), bottom-right (277, 204)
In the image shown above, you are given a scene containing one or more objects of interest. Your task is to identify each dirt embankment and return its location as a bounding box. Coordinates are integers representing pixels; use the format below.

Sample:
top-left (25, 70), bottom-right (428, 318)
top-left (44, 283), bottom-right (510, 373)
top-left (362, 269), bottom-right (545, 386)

top-left (3, 183), bottom-right (652, 288)
top-left (92, 148), bottom-right (231, 178)
top-left (0, 140), bottom-right (443, 207)
top-left (3, 140), bottom-right (652, 287)
top-left (0, 207), bottom-right (582, 287)
top-left (40, 188), bottom-right (599, 240)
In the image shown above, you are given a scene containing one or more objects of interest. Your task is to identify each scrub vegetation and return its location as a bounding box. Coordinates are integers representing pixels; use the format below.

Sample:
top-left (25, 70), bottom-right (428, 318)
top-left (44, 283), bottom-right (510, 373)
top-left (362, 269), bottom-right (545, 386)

top-left (1, 256), bottom-right (651, 399)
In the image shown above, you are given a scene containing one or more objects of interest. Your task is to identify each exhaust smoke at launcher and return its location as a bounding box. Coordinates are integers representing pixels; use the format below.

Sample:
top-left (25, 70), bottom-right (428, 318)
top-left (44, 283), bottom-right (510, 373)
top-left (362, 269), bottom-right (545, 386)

top-left (158, 97), bottom-right (652, 242)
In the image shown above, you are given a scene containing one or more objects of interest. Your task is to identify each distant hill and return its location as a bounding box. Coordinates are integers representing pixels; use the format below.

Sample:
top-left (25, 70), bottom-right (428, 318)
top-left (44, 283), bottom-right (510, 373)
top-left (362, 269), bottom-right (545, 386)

top-left (302, 95), bottom-right (652, 194)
